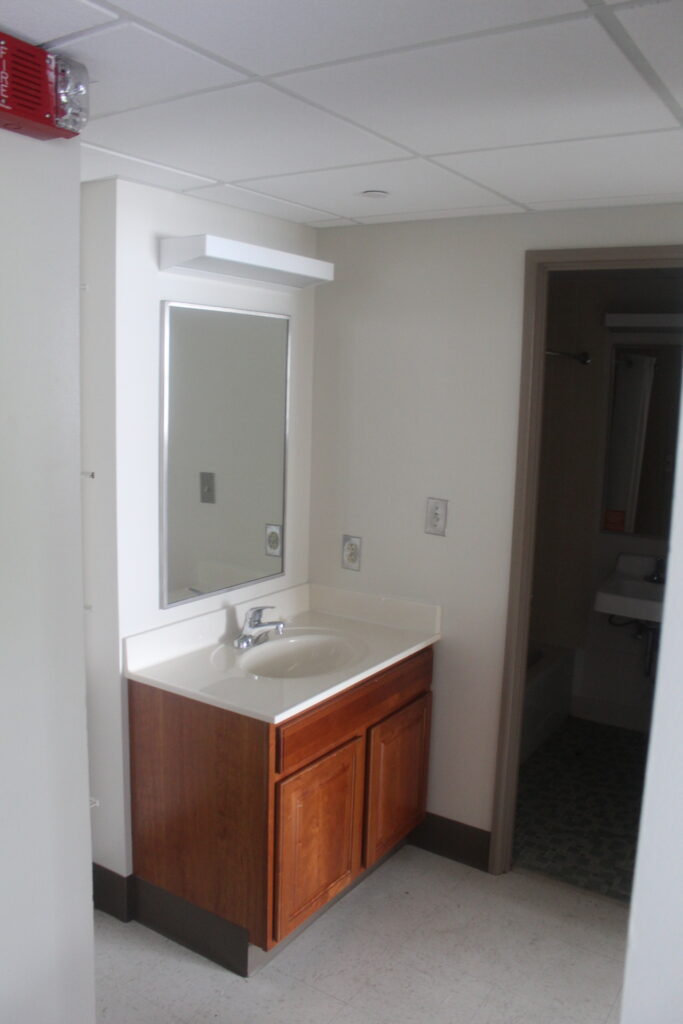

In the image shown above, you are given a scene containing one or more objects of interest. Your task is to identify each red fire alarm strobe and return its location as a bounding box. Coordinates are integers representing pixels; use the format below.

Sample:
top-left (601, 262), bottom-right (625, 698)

top-left (0, 30), bottom-right (88, 140)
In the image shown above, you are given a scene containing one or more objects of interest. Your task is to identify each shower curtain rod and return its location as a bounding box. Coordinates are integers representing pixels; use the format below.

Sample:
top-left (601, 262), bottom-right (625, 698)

top-left (545, 349), bottom-right (592, 365)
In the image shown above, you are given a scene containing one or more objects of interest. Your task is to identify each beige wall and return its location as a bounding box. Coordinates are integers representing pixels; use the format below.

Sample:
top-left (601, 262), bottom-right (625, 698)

top-left (314, 205), bottom-right (683, 831)
top-left (1, 132), bottom-right (95, 1021)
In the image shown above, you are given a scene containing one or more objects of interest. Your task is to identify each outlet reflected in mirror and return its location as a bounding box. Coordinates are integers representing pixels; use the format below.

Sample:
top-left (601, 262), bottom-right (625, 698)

top-left (161, 301), bottom-right (288, 606)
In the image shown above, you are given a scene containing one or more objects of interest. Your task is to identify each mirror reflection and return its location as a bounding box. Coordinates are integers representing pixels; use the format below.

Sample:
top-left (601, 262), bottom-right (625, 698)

top-left (602, 342), bottom-right (681, 538)
top-left (161, 301), bottom-right (288, 606)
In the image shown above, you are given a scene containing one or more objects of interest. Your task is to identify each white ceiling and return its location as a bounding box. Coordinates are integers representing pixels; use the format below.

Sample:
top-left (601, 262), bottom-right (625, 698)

top-left (3, 0), bottom-right (683, 226)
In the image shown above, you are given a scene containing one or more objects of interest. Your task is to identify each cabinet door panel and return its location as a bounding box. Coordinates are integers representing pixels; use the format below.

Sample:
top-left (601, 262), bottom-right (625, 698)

top-left (365, 693), bottom-right (432, 868)
top-left (275, 737), bottom-right (364, 941)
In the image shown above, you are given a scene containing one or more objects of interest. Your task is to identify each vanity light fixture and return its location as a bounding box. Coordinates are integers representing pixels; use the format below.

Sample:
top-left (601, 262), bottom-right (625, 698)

top-left (159, 235), bottom-right (334, 288)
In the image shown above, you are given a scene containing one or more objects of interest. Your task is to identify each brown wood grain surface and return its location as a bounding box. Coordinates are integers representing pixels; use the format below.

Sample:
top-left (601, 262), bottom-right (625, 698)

top-left (364, 692), bottom-right (432, 867)
top-left (128, 681), bottom-right (275, 948)
top-left (274, 737), bottom-right (365, 941)
top-left (276, 647), bottom-right (433, 776)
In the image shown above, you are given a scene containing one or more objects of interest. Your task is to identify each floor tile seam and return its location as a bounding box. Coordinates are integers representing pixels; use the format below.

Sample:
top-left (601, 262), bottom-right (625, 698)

top-left (480, 972), bottom-right (623, 1020)
top-left (470, 985), bottom-right (608, 1023)
top-left (331, 898), bottom-right (453, 934)
top-left (188, 973), bottom-right (349, 1024)
top-left (385, 913), bottom-right (481, 958)
top-left (97, 981), bottom-right (188, 1024)
top-left (495, 919), bottom-right (629, 964)
top-left (277, 970), bottom-right (355, 1011)
top-left (344, 954), bottom-right (479, 1009)
top-left (94, 958), bottom-right (172, 989)
top-left (538, 931), bottom-right (628, 964)
top-left (495, 882), bottom-right (630, 912)
top-left (129, 967), bottom-right (245, 1019)
top-left (452, 903), bottom-right (627, 941)
top-left (325, 896), bottom-right (442, 929)
top-left (263, 959), bottom-right (369, 1003)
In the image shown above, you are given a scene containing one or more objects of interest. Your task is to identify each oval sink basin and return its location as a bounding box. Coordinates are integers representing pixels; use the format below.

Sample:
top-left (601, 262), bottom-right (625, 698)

top-left (594, 573), bottom-right (664, 622)
top-left (239, 630), bottom-right (365, 679)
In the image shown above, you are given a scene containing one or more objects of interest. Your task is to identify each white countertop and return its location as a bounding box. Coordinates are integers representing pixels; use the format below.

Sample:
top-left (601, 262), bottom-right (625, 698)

top-left (125, 594), bottom-right (440, 724)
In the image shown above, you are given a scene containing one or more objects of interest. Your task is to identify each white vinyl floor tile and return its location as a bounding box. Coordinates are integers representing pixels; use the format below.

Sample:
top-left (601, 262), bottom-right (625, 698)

top-left (95, 847), bottom-right (627, 1024)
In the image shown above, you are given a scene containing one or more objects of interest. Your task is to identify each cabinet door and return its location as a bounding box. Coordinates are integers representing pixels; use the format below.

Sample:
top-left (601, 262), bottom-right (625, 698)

top-left (274, 737), bottom-right (364, 941)
top-left (365, 693), bottom-right (432, 868)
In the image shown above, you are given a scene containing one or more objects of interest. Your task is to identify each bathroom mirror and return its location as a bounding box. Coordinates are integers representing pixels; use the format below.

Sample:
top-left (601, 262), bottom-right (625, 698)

top-left (161, 301), bottom-right (289, 606)
top-left (602, 342), bottom-right (681, 538)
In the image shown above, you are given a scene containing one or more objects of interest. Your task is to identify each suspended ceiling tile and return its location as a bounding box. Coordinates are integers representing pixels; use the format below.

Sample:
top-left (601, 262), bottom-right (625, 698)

top-left (61, 23), bottom-right (245, 118)
top-left (80, 144), bottom-right (215, 191)
top-left (283, 18), bottom-right (677, 155)
top-left (615, 0), bottom-right (683, 108)
top-left (436, 131), bottom-right (683, 205)
top-left (184, 183), bottom-right (335, 223)
top-left (82, 83), bottom-right (406, 181)
top-left (0, 0), bottom-right (116, 44)
top-left (109, 0), bottom-right (586, 75)
top-left (242, 159), bottom-right (517, 219)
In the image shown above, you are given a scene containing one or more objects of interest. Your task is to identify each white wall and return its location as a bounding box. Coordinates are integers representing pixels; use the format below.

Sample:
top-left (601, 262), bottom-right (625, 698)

top-left (314, 204), bottom-right (683, 831)
top-left (0, 132), bottom-right (95, 1022)
top-left (82, 180), bottom-right (319, 874)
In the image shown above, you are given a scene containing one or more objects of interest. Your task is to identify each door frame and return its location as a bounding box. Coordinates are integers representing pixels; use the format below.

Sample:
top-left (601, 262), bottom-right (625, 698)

top-left (488, 243), bottom-right (683, 875)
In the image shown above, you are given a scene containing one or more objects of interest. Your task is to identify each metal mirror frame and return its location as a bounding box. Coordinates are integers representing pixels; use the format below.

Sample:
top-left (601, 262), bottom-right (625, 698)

top-left (159, 300), bottom-right (290, 608)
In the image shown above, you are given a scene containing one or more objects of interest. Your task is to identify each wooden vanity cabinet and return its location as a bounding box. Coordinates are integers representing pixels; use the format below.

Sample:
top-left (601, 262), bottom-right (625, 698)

top-left (365, 692), bottom-right (432, 869)
top-left (129, 645), bottom-right (432, 959)
top-left (274, 736), bottom-right (365, 940)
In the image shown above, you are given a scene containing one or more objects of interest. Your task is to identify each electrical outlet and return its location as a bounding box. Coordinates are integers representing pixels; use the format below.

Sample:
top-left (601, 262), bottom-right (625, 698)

top-left (342, 535), bottom-right (362, 571)
top-left (425, 497), bottom-right (448, 536)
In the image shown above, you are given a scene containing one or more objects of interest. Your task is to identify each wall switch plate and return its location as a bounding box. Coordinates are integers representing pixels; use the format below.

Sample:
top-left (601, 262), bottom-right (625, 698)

top-left (200, 471), bottom-right (216, 504)
top-left (265, 523), bottom-right (282, 557)
top-left (342, 535), bottom-right (362, 571)
top-left (425, 497), bottom-right (448, 536)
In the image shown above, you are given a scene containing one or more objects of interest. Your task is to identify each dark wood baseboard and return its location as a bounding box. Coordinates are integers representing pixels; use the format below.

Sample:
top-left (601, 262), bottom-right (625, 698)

top-left (92, 866), bottom-right (250, 975)
top-left (92, 863), bottom-right (135, 922)
top-left (134, 877), bottom-right (250, 977)
top-left (409, 813), bottom-right (491, 872)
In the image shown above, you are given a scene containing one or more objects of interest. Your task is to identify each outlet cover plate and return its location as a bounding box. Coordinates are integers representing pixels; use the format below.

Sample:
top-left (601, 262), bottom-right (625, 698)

top-left (341, 535), bottom-right (362, 571)
top-left (425, 497), bottom-right (448, 536)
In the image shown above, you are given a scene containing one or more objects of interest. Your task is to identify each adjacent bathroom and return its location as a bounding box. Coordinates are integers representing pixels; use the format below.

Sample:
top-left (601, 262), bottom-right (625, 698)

top-left (514, 266), bottom-right (683, 901)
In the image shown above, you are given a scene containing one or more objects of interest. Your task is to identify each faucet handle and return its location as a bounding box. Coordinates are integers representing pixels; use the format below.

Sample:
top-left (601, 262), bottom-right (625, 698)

top-left (245, 605), bottom-right (274, 627)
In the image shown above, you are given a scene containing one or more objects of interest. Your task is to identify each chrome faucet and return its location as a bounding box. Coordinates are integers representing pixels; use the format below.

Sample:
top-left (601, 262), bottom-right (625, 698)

top-left (233, 606), bottom-right (285, 649)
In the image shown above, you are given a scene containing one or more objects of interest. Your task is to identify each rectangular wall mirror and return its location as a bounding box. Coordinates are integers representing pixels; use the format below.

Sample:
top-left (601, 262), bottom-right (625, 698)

top-left (161, 301), bottom-right (289, 606)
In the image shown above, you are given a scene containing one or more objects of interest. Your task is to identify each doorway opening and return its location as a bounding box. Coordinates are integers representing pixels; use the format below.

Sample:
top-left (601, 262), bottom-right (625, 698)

top-left (489, 246), bottom-right (683, 896)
